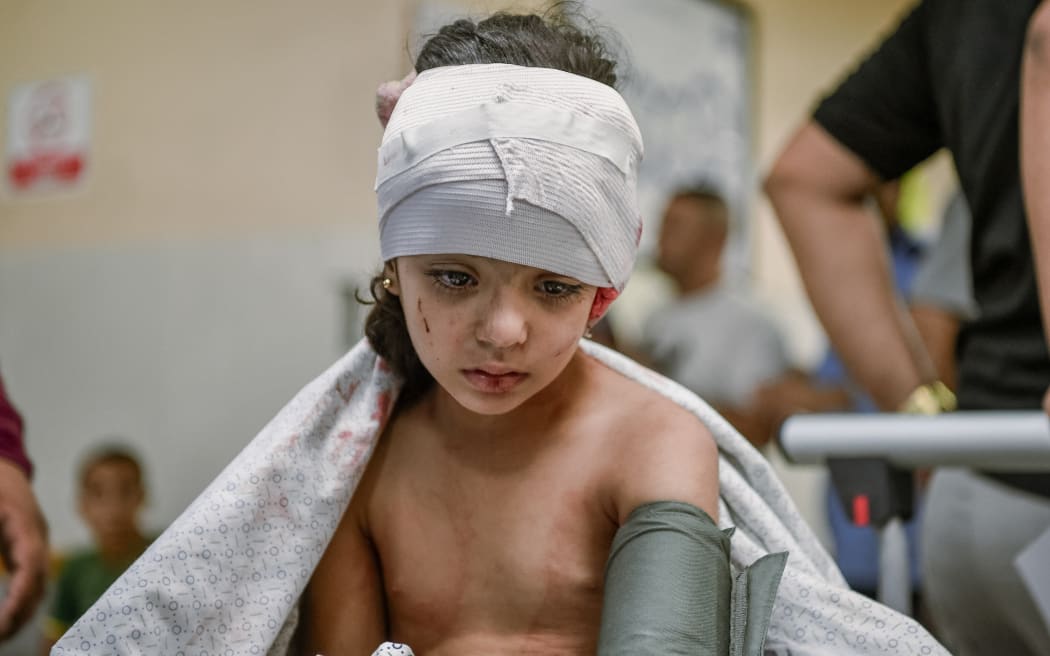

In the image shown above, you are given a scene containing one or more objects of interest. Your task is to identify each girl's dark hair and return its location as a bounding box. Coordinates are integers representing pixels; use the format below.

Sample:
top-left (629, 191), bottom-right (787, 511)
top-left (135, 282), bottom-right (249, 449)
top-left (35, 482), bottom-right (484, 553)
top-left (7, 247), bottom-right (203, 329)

top-left (414, 6), bottom-right (618, 86)
top-left (363, 272), bottom-right (433, 407)
top-left (364, 6), bottom-right (618, 407)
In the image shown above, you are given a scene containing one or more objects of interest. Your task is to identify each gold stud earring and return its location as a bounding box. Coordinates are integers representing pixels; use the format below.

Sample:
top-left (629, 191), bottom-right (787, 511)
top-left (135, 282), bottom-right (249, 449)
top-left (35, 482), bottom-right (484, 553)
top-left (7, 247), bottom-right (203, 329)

top-left (382, 278), bottom-right (392, 290)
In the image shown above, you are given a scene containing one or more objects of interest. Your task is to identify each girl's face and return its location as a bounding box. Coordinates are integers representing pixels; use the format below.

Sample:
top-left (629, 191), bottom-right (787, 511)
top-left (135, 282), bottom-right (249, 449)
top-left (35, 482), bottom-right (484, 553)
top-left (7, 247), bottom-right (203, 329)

top-left (387, 254), bottom-right (597, 416)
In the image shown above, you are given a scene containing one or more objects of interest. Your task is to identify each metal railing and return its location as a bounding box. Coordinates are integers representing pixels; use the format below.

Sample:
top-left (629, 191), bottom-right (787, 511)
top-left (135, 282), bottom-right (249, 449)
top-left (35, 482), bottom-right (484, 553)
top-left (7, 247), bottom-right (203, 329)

top-left (778, 411), bottom-right (1050, 615)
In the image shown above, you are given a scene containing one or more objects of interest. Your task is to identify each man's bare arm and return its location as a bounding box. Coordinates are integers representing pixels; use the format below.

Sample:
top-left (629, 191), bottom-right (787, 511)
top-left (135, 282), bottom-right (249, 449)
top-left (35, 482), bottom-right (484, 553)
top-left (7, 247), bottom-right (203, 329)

top-left (1021, 0), bottom-right (1050, 414)
top-left (909, 304), bottom-right (961, 391)
top-left (764, 122), bottom-right (935, 410)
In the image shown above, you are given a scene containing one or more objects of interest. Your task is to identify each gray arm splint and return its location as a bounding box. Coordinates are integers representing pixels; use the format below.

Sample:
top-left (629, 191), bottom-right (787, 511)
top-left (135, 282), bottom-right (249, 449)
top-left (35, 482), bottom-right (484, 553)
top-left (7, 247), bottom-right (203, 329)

top-left (598, 501), bottom-right (787, 656)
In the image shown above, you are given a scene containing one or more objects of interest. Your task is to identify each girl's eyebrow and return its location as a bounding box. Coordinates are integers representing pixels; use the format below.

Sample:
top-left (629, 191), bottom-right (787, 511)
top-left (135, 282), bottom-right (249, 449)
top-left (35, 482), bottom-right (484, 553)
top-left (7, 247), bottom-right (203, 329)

top-left (419, 254), bottom-right (472, 264)
top-left (539, 272), bottom-right (585, 284)
top-left (424, 258), bottom-right (478, 268)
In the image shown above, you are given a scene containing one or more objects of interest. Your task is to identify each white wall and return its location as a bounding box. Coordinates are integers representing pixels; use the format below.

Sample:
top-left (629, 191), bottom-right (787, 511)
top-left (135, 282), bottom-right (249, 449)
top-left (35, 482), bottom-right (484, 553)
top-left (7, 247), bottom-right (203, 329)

top-left (0, 227), bottom-right (379, 548)
top-left (0, 0), bottom-right (407, 552)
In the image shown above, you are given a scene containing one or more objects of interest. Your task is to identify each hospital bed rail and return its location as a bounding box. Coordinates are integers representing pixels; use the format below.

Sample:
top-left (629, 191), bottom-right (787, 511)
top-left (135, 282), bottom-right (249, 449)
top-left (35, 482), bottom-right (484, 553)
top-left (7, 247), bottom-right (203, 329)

top-left (777, 411), bottom-right (1050, 615)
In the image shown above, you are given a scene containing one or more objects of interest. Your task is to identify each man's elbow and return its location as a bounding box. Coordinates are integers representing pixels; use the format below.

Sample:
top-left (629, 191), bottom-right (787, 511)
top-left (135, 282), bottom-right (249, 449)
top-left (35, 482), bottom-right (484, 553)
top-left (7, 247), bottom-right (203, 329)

top-left (762, 144), bottom-right (818, 228)
top-left (762, 155), bottom-right (800, 208)
top-left (762, 122), bottom-right (830, 212)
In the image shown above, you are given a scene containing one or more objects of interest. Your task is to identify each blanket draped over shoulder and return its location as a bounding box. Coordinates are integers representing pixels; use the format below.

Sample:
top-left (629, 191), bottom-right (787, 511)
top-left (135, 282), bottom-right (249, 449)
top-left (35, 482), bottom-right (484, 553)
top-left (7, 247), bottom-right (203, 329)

top-left (52, 339), bottom-right (948, 655)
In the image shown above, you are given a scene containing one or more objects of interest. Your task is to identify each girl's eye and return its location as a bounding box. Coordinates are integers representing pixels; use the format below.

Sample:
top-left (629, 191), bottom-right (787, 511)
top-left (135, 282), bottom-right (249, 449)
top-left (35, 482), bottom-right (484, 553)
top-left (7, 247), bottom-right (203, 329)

top-left (429, 270), bottom-right (475, 290)
top-left (540, 280), bottom-right (583, 298)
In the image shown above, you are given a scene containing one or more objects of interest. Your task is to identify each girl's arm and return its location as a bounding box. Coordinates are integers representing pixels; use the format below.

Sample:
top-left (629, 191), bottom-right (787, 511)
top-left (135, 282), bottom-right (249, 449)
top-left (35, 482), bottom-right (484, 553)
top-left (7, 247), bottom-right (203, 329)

top-left (599, 404), bottom-right (732, 656)
top-left (296, 494), bottom-right (386, 655)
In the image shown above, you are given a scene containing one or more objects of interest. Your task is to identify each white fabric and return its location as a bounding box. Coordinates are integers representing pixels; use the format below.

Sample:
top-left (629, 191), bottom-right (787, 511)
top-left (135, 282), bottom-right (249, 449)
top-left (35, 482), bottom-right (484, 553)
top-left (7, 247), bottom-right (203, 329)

top-left (371, 642), bottom-right (414, 656)
top-left (377, 101), bottom-right (636, 183)
top-left (53, 339), bottom-right (947, 655)
top-left (376, 64), bottom-right (644, 290)
top-left (379, 183), bottom-right (610, 287)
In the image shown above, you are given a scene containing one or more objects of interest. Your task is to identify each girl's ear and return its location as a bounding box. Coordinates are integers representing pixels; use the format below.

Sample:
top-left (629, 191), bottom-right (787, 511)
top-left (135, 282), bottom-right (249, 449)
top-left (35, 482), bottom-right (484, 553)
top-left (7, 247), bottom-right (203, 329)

top-left (382, 261), bottom-right (401, 296)
top-left (589, 287), bottom-right (619, 322)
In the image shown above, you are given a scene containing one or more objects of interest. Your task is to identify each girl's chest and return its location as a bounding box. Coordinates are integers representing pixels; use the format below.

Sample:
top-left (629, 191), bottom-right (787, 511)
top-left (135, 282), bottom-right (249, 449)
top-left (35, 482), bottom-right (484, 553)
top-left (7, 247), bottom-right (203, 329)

top-left (367, 458), bottom-right (616, 635)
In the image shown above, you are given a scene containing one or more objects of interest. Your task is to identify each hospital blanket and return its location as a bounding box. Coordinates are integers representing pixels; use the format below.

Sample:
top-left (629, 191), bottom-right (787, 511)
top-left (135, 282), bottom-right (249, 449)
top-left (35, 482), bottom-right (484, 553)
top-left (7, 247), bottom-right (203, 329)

top-left (52, 339), bottom-right (948, 655)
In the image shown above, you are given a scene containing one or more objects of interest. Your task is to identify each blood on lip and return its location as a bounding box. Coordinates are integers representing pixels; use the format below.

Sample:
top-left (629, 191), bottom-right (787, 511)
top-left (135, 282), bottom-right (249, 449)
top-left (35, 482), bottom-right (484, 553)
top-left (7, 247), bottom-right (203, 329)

top-left (463, 368), bottom-right (526, 393)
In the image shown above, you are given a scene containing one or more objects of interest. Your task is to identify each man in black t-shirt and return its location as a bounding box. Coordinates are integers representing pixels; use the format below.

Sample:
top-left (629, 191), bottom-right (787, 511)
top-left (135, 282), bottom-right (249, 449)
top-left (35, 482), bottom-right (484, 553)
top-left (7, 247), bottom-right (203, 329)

top-left (764, 1), bottom-right (1050, 654)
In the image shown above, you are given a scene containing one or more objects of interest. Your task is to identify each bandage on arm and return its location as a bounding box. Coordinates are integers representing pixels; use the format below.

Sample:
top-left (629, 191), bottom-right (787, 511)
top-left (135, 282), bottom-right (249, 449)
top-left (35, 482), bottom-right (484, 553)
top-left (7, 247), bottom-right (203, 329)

top-left (598, 501), bottom-right (785, 656)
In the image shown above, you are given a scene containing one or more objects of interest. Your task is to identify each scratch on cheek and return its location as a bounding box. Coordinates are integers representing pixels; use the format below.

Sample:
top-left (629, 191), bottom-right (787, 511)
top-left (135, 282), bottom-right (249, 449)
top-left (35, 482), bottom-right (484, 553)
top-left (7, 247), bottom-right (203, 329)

top-left (418, 298), bottom-right (431, 333)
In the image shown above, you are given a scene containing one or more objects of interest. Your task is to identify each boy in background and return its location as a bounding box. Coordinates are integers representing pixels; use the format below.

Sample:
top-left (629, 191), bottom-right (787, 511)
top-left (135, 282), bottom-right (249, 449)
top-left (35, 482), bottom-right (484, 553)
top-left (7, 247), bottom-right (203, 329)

top-left (41, 446), bottom-right (150, 652)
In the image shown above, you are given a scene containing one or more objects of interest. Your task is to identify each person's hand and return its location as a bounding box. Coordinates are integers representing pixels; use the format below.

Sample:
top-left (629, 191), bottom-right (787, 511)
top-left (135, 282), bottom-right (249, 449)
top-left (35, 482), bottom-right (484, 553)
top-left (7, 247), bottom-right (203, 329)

top-left (0, 459), bottom-right (47, 640)
top-left (375, 70), bottom-right (417, 128)
top-left (752, 372), bottom-right (814, 426)
top-left (751, 370), bottom-right (854, 437)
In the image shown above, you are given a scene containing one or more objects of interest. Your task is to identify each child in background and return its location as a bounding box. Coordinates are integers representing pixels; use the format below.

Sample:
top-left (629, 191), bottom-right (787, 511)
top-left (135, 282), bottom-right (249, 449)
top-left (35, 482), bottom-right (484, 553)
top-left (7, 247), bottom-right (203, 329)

top-left (41, 446), bottom-right (150, 653)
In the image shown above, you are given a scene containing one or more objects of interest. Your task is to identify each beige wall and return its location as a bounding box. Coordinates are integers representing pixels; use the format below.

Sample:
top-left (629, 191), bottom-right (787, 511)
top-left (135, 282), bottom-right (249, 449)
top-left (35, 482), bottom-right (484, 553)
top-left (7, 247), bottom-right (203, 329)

top-left (0, 1), bottom-right (402, 248)
top-left (746, 0), bottom-right (915, 167)
top-left (2, 0), bottom-right (916, 254)
top-left (0, 1), bottom-right (550, 250)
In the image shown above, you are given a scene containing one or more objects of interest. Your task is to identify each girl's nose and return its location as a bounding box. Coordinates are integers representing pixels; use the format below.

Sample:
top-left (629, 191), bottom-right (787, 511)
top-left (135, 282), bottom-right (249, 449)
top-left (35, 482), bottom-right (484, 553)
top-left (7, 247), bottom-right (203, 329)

top-left (474, 291), bottom-right (528, 348)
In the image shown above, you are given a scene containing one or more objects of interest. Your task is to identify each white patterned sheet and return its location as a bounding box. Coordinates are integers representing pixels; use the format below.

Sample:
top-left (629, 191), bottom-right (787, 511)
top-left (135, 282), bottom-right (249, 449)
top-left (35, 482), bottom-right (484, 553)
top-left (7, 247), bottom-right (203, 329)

top-left (52, 339), bottom-right (949, 655)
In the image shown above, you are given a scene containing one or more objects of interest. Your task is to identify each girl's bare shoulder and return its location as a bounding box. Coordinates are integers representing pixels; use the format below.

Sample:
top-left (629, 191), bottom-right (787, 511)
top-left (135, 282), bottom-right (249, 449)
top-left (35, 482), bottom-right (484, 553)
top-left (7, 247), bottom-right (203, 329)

top-left (583, 354), bottom-right (720, 523)
top-left (582, 354), bottom-right (710, 436)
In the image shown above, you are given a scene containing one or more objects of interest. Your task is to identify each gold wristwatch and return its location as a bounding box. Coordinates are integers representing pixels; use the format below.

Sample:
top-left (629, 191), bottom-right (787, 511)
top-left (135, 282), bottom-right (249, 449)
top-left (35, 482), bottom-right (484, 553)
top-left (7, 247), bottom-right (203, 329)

top-left (898, 381), bottom-right (957, 415)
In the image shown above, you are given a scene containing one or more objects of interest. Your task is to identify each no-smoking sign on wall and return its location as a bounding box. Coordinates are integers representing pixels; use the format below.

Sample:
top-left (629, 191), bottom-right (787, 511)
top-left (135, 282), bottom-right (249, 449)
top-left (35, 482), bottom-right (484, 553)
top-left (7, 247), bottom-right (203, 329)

top-left (6, 75), bottom-right (91, 195)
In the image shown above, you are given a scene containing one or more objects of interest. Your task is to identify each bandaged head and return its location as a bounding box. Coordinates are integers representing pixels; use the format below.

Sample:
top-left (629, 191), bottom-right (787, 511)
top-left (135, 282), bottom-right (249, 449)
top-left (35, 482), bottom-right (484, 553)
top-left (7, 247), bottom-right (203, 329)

top-left (375, 63), bottom-right (644, 295)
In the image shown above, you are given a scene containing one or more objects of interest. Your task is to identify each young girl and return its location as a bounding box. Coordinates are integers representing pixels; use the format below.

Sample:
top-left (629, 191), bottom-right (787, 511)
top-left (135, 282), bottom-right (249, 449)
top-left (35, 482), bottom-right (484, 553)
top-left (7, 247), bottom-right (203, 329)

top-left (52, 9), bottom-right (948, 656)
top-left (296, 13), bottom-right (727, 654)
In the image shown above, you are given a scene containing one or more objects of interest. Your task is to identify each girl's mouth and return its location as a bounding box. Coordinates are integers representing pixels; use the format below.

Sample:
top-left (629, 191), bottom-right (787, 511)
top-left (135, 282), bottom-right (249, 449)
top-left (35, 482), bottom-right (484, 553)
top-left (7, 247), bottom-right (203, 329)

top-left (461, 368), bottom-right (528, 393)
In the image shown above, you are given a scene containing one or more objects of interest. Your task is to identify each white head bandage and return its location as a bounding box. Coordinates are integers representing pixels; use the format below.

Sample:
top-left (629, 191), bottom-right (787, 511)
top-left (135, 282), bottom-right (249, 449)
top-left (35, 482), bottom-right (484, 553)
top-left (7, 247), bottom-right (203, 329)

top-left (375, 63), bottom-right (644, 290)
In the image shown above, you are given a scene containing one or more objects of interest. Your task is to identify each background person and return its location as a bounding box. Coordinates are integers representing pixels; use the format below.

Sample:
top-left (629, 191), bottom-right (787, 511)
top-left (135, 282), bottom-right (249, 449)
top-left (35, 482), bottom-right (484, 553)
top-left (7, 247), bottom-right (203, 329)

top-left (0, 367), bottom-right (47, 643)
top-left (41, 445), bottom-right (149, 653)
top-left (764, 1), bottom-right (1050, 652)
top-left (759, 187), bottom-right (976, 625)
top-left (637, 186), bottom-right (789, 446)
top-left (756, 178), bottom-right (926, 602)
